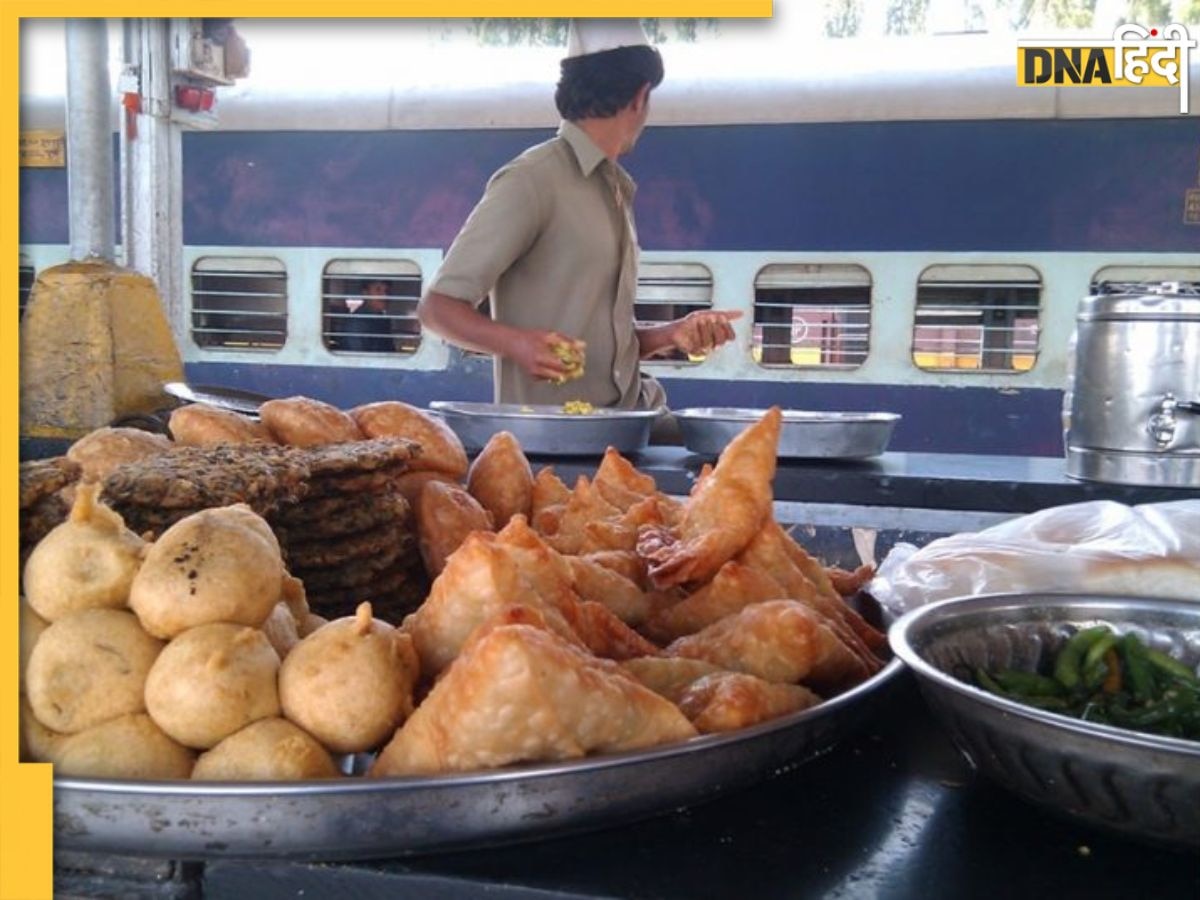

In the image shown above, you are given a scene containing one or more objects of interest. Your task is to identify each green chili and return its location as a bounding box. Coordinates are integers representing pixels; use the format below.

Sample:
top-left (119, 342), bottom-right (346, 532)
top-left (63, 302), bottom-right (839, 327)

top-left (1053, 626), bottom-right (1110, 691)
top-left (1120, 634), bottom-right (1155, 702)
top-left (1144, 648), bottom-right (1199, 686)
top-left (993, 669), bottom-right (1067, 697)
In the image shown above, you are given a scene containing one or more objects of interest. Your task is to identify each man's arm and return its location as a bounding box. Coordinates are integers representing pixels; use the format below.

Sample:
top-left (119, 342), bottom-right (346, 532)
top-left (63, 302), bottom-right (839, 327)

top-left (419, 291), bottom-right (580, 382)
top-left (637, 310), bottom-right (743, 360)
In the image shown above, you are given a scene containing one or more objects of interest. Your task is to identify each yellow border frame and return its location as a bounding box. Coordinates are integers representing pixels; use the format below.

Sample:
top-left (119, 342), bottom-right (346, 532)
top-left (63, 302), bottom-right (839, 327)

top-left (4, 5), bottom-right (771, 898)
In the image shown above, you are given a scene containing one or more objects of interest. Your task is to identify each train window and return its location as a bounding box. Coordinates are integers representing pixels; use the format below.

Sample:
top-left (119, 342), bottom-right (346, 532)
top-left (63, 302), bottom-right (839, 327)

top-left (322, 260), bottom-right (423, 355)
top-left (190, 256), bottom-right (288, 351)
top-left (637, 262), bottom-right (713, 365)
top-left (1089, 266), bottom-right (1200, 296)
top-left (19, 256), bottom-right (35, 321)
top-left (752, 264), bottom-right (871, 370)
top-left (912, 265), bottom-right (1041, 373)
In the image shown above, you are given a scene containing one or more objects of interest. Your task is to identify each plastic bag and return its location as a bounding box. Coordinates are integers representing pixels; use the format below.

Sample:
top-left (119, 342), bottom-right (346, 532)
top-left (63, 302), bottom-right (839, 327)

top-left (868, 499), bottom-right (1200, 617)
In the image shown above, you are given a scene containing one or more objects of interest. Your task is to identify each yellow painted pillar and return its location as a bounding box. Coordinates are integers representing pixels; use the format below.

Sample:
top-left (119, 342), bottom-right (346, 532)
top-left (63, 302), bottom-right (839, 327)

top-left (19, 259), bottom-right (184, 439)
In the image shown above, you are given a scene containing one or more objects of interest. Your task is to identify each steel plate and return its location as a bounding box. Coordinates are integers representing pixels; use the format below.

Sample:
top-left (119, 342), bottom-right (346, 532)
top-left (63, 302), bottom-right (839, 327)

top-left (429, 401), bottom-right (659, 456)
top-left (54, 656), bottom-right (902, 861)
top-left (676, 408), bottom-right (900, 459)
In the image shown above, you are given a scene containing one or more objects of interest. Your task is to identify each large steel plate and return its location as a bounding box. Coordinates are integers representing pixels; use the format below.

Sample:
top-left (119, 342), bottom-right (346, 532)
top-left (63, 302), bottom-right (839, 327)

top-left (54, 657), bottom-right (903, 861)
top-left (430, 401), bottom-right (659, 456)
top-left (676, 408), bottom-right (900, 459)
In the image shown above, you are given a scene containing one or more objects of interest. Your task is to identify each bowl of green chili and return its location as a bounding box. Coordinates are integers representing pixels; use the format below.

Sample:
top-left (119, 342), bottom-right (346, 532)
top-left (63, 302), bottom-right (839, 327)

top-left (890, 592), bottom-right (1200, 848)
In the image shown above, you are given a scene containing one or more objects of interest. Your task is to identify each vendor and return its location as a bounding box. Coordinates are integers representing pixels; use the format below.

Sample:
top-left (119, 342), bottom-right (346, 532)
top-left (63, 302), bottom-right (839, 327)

top-left (417, 18), bottom-right (741, 424)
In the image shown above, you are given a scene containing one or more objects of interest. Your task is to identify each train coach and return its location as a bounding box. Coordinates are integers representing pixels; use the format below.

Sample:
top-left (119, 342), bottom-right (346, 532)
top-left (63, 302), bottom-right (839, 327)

top-left (18, 30), bottom-right (1200, 455)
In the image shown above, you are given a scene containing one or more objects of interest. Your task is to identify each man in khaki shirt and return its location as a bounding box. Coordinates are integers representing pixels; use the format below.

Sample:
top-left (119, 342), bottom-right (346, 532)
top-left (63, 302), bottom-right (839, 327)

top-left (418, 19), bottom-right (740, 412)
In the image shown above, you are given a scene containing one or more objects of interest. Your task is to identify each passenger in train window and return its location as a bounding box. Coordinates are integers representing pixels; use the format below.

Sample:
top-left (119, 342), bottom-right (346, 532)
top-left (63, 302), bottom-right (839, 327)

top-left (417, 18), bottom-right (740, 423)
top-left (340, 279), bottom-right (398, 353)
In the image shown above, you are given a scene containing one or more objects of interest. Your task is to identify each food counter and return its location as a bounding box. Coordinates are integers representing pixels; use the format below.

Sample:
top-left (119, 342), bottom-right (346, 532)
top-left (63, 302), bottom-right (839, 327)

top-left (28, 433), bottom-right (1200, 897)
top-left (56, 677), bottom-right (1199, 899)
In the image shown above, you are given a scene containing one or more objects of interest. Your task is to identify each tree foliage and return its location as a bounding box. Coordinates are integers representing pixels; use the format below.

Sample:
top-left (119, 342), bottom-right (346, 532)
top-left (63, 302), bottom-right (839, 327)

top-left (463, 18), bottom-right (719, 47)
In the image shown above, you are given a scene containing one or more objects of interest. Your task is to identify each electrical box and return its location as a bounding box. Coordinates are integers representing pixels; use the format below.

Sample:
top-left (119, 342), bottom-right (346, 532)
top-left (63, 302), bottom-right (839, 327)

top-left (168, 18), bottom-right (238, 85)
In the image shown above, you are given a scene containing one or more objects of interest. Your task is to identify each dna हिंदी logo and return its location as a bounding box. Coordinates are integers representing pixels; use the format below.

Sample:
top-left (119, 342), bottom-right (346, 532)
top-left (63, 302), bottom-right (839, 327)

top-left (1017, 23), bottom-right (1196, 114)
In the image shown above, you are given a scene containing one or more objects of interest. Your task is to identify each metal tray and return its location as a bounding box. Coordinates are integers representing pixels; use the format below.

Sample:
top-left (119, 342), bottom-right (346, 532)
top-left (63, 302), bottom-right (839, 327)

top-left (676, 408), bottom-right (900, 459)
top-left (54, 656), bottom-right (903, 861)
top-left (164, 382), bottom-right (274, 417)
top-left (429, 401), bottom-right (659, 456)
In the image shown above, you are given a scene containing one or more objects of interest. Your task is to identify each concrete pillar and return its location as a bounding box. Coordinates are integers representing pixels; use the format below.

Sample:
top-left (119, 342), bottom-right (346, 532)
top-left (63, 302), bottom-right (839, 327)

top-left (65, 18), bottom-right (115, 261)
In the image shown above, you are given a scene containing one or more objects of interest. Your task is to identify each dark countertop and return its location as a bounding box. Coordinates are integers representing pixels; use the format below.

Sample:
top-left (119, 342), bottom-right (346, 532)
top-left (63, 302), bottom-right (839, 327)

top-left (545, 448), bottom-right (1200, 513)
top-left (191, 676), bottom-right (1198, 900)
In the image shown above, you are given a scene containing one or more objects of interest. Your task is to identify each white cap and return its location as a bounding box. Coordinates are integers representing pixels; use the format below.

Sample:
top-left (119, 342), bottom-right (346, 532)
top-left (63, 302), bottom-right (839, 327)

top-left (566, 19), bottom-right (652, 58)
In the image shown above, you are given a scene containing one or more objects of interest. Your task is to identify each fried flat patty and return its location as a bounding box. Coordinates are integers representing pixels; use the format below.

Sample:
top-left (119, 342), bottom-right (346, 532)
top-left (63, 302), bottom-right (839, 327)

top-left (101, 443), bottom-right (310, 510)
top-left (296, 437), bottom-right (419, 477)
top-left (20, 457), bottom-right (81, 508)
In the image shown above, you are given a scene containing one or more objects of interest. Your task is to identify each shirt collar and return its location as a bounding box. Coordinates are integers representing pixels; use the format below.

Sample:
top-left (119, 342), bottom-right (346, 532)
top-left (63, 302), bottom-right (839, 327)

top-left (558, 120), bottom-right (608, 177)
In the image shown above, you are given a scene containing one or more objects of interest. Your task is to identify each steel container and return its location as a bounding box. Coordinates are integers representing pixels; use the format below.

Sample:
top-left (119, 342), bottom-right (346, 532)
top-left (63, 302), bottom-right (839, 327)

top-left (890, 593), bottom-right (1200, 848)
top-left (429, 401), bottom-right (658, 456)
top-left (1064, 285), bottom-right (1200, 487)
top-left (676, 408), bottom-right (900, 460)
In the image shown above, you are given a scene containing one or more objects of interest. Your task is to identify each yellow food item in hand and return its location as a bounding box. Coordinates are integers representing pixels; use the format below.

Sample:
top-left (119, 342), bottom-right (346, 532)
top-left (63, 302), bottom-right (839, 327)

top-left (550, 341), bottom-right (585, 386)
top-left (562, 400), bottom-right (595, 415)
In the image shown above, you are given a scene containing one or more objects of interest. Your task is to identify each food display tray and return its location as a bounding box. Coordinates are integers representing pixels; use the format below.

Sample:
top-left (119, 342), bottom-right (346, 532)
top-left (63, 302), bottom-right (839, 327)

top-left (429, 401), bottom-right (659, 456)
top-left (54, 657), bottom-right (903, 861)
top-left (676, 408), bottom-right (900, 460)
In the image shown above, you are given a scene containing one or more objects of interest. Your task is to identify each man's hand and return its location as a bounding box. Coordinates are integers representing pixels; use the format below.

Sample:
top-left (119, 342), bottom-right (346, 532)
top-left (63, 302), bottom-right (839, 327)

top-left (509, 330), bottom-right (587, 382)
top-left (670, 310), bottom-right (743, 356)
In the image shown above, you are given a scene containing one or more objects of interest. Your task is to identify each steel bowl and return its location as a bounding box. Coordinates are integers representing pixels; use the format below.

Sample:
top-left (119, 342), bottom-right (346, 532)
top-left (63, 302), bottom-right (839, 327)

top-left (675, 408), bottom-right (899, 459)
top-left (889, 593), bottom-right (1200, 848)
top-left (429, 401), bottom-right (658, 456)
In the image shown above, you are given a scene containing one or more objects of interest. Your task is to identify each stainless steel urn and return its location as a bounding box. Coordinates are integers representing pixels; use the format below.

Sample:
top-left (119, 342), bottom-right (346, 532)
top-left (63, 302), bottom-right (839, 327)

top-left (1064, 284), bottom-right (1200, 487)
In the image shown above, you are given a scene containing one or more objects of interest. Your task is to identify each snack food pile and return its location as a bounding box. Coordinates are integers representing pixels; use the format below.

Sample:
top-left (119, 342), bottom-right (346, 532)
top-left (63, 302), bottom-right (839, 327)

top-left (19, 403), bottom-right (886, 781)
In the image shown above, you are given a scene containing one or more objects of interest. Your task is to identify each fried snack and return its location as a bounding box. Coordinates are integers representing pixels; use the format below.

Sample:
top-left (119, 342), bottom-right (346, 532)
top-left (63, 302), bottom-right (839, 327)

top-left (492, 517), bottom-right (659, 661)
top-left (19, 695), bottom-right (66, 763)
top-left (259, 396), bottom-right (364, 446)
top-left (192, 718), bottom-right (339, 781)
top-left (144, 623), bottom-right (281, 749)
top-left (370, 620), bottom-right (695, 777)
top-left (549, 339), bottom-right (585, 386)
top-left (67, 427), bottom-right (174, 482)
top-left (130, 505), bottom-right (285, 639)
top-left (19, 457), bottom-right (81, 509)
top-left (827, 563), bottom-right (877, 598)
top-left (350, 400), bottom-right (469, 478)
top-left (561, 400), bottom-right (594, 415)
top-left (542, 476), bottom-right (622, 555)
top-left (300, 613), bottom-right (329, 637)
top-left (26, 608), bottom-right (164, 734)
top-left (415, 480), bottom-right (494, 578)
top-left (169, 403), bottom-right (274, 446)
top-left (23, 483), bottom-right (147, 621)
top-left (737, 521), bottom-right (883, 669)
top-left (530, 467), bottom-right (571, 533)
top-left (641, 561), bottom-right (789, 644)
top-left (579, 550), bottom-right (648, 589)
top-left (593, 447), bottom-right (658, 512)
top-left (678, 673), bottom-right (821, 734)
top-left (279, 603), bottom-right (420, 754)
top-left (466, 431), bottom-right (533, 529)
top-left (404, 532), bottom-right (583, 676)
top-left (391, 471), bottom-right (459, 515)
top-left (566, 555), bottom-right (652, 626)
top-left (55, 713), bottom-right (196, 780)
top-left (620, 657), bottom-right (725, 701)
top-left (18, 598), bottom-right (49, 695)
top-left (261, 601), bottom-right (301, 660)
top-left (638, 407), bottom-right (781, 588)
top-left (666, 600), bottom-right (869, 693)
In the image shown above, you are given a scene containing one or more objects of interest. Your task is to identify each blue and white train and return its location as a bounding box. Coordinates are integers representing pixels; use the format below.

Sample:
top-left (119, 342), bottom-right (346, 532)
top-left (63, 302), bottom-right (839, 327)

top-left (18, 33), bottom-right (1200, 456)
